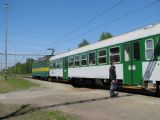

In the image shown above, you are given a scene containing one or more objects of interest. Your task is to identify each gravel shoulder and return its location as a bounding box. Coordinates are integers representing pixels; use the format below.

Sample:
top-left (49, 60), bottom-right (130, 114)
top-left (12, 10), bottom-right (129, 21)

top-left (0, 78), bottom-right (160, 120)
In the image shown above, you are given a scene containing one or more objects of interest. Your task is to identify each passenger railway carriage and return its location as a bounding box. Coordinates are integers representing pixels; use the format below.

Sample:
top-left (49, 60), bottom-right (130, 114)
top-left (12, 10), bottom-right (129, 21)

top-left (49, 24), bottom-right (160, 87)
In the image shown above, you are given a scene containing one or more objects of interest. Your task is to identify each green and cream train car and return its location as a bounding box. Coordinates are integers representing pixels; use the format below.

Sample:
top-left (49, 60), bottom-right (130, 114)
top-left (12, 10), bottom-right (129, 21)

top-left (49, 24), bottom-right (160, 87)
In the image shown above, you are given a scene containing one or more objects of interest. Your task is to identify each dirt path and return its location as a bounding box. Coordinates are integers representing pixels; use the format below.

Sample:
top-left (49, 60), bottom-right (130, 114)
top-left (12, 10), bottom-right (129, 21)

top-left (0, 78), bottom-right (160, 120)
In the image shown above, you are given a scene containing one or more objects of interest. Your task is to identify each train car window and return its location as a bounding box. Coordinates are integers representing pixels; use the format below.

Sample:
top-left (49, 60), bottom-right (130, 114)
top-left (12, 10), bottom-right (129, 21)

top-left (89, 51), bottom-right (96, 65)
top-left (133, 42), bottom-right (140, 61)
top-left (56, 60), bottom-right (60, 68)
top-left (110, 47), bottom-right (120, 63)
top-left (145, 39), bottom-right (154, 60)
top-left (68, 56), bottom-right (74, 67)
top-left (124, 44), bottom-right (130, 61)
top-left (98, 49), bottom-right (106, 64)
top-left (81, 53), bottom-right (87, 66)
top-left (60, 59), bottom-right (63, 68)
top-left (49, 61), bottom-right (53, 69)
top-left (54, 61), bottom-right (57, 68)
top-left (51, 60), bottom-right (56, 68)
top-left (75, 55), bottom-right (80, 67)
top-left (57, 59), bottom-right (62, 68)
top-left (157, 38), bottom-right (160, 60)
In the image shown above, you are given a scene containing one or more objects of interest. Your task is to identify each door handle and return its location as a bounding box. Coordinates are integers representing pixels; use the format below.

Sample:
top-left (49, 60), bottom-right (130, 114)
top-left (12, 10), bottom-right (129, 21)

top-left (128, 65), bottom-right (136, 70)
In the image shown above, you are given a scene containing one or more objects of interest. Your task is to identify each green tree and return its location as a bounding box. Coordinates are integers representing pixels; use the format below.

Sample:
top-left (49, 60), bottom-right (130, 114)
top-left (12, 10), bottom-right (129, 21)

top-left (78, 39), bottom-right (90, 48)
top-left (6, 58), bottom-right (34, 75)
top-left (25, 58), bottom-right (34, 74)
top-left (15, 62), bottom-right (22, 74)
top-left (99, 32), bottom-right (113, 41)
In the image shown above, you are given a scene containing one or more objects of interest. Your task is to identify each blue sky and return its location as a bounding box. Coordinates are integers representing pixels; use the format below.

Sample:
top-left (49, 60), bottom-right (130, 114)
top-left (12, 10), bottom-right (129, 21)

top-left (0, 0), bottom-right (160, 66)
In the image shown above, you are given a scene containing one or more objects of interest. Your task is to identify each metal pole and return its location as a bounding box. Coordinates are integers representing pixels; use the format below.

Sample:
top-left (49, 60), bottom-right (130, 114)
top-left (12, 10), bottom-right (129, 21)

top-left (0, 51), bottom-right (2, 77)
top-left (14, 41), bottom-right (16, 76)
top-left (4, 1), bottom-right (8, 80)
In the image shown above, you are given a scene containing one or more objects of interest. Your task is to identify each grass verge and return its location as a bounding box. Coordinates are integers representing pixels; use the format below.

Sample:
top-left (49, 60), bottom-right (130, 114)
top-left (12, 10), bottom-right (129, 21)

top-left (0, 76), bottom-right (39, 93)
top-left (0, 103), bottom-right (80, 120)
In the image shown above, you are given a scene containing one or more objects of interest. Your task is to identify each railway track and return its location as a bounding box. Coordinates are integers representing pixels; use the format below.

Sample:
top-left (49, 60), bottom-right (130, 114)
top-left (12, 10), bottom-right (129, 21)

top-left (23, 76), bottom-right (159, 97)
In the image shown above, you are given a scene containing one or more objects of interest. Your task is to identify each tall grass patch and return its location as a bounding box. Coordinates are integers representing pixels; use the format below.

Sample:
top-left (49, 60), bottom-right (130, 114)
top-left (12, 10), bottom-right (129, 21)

top-left (0, 77), bottom-right (39, 93)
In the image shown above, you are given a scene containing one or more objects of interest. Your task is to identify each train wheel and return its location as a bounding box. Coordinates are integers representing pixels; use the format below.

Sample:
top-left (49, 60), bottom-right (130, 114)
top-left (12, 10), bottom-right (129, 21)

top-left (156, 81), bottom-right (160, 96)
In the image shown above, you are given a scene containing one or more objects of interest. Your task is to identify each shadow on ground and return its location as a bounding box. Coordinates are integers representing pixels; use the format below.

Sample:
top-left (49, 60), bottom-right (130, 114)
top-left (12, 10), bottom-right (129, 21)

top-left (0, 93), bottom-right (133, 120)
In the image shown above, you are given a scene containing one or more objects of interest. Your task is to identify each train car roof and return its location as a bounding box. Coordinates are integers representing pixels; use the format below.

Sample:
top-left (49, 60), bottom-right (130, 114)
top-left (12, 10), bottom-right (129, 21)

top-left (50, 23), bottom-right (160, 60)
top-left (34, 55), bottom-right (52, 63)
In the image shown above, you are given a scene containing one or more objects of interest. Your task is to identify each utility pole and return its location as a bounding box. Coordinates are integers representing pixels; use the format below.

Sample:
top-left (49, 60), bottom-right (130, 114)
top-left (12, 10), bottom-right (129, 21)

top-left (0, 51), bottom-right (2, 77)
top-left (4, 0), bottom-right (8, 80)
top-left (14, 41), bottom-right (16, 76)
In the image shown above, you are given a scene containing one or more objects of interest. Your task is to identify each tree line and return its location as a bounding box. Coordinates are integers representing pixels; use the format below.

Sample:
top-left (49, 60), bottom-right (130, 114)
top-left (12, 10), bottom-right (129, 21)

top-left (0, 32), bottom-right (113, 75)
top-left (1, 58), bottom-right (34, 75)
top-left (78, 32), bottom-right (112, 47)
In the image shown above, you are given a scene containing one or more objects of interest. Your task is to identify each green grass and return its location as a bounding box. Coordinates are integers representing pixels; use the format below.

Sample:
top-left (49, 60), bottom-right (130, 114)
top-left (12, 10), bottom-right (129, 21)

top-left (0, 76), bottom-right (39, 93)
top-left (0, 104), bottom-right (80, 120)
top-left (19, 109), bottom-right (79, 120)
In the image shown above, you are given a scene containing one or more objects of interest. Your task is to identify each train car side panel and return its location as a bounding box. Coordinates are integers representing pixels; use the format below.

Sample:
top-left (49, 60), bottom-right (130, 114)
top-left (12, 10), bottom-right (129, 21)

top-left (50, 69), bottom-right (63, 77)
top-left (68, 64), bottom-right (123, 79)
top-left (142, 61), bottom-right (160, 83)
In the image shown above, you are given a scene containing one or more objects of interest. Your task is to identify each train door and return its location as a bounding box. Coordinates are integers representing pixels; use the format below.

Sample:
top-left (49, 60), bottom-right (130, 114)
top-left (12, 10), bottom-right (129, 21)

top-left (63, 57), bottom-right (68, 80)
top-left (123, 40), bottom-right (142, 85)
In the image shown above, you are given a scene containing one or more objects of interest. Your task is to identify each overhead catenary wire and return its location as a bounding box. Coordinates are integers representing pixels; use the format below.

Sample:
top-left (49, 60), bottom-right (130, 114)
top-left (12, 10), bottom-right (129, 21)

top-left (55, 1), bottom-right (159, 50)
top-left (66, 11), bottom-right (160, 48)
top-left (0, 53), bottom-right (46, 56)
top-left (59, 1), bottom-right (123, 39)
top-left (36, 1), bottom-right (123, 53)
top-left (66, 13), bottom-right (160, 50)
top-left (111, 12), bottom-right (160, 35)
